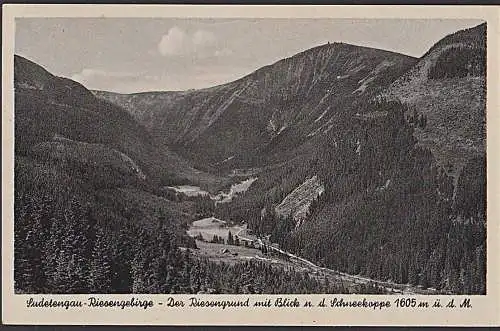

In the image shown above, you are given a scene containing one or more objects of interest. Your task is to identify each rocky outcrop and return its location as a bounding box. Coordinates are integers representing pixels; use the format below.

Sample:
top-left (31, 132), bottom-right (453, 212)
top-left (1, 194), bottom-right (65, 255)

top-left (275, 175), bottom-right (324, 225)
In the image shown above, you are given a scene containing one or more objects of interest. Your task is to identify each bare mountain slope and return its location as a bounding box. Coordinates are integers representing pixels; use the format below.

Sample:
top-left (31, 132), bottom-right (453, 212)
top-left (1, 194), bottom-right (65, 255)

top-left (275, 175), bottom-right (325, 224)
top-left (380, 23), bottom-right (486, 178)
top-left (94, 43), bottom-right (417, 167)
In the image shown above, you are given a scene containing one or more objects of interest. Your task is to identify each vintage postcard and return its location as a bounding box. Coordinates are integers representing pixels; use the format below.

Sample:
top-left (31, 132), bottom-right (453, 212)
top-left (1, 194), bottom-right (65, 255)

top-left (2, 4), bottom-right (499, 326)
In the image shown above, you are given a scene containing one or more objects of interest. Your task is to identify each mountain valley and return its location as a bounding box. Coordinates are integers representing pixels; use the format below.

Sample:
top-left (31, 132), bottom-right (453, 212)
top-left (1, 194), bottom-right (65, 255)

top-left (14, 23), bottom-right (486, 295)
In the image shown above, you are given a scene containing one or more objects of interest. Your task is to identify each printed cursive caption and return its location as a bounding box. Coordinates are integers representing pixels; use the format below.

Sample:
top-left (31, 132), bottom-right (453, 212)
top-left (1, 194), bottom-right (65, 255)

top-left (26, 296), bottom-right (473, 310)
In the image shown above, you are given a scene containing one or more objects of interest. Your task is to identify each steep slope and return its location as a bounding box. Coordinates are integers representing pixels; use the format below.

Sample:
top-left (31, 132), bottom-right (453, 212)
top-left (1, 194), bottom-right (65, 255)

top-left (275, 175), bottom-right (324, 224)
top-left (13, 54), bottom-right (209, 232)
top-left (380, 23), bottom-right (486, 179)
top-left (216, 25), bottom-right (487, 294)
top-left (94, 43), bottom-right (417, 167)
top-left (14, 55), bottom-right (225, 188)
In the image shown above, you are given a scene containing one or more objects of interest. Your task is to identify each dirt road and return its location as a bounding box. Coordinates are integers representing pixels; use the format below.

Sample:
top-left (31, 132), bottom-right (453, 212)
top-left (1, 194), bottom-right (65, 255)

top-left (235, 227), bottom-right (436, 295)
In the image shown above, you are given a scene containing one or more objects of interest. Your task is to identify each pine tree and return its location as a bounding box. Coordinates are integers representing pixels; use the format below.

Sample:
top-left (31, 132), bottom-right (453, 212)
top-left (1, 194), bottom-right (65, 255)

top-left (131, 248), bottom-right (147, 293)
top-left (43, 218), bottom-right (63, 292)
top-left (179, 249), bottom-right (192, 293)
top-left (88, 227), bottom-right (112, 293)
top-left (130, 229), bottom-right (151, 293)
top-left (110, 227), bottom-right (134, 293)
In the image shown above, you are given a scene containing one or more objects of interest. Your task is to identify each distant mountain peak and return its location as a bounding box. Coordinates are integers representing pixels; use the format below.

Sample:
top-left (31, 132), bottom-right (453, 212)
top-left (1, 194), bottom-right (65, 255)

top-left (95, 41), bottom-right (417, 167)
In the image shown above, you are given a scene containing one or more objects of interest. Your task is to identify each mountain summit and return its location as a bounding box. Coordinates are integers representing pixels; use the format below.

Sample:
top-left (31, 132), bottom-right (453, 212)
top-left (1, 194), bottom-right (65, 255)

top-left (94, 42), bottom-right (416, 168)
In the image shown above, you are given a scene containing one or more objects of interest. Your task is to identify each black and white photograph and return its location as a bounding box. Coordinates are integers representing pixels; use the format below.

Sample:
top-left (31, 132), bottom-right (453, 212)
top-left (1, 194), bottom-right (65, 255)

top-left (11, 15), bottom-right (487, 297)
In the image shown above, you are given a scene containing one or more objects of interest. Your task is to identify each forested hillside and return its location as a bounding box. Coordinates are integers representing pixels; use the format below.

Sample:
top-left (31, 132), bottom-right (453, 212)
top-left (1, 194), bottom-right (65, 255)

top-left (286, 100), bottom-right (485, 294)
top-left (218, 98), bottom-right (485, 294)
top-left (213, 24), bottom-right (487, 294)
top-left (381, 23), bottom-right (486, 179)
top-left (14, 55), bottom-right (348, 294)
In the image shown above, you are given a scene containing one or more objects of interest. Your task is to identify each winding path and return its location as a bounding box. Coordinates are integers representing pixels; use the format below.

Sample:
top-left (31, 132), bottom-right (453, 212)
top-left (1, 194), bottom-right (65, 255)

top-left (235, 227), bottom-right (434, 295)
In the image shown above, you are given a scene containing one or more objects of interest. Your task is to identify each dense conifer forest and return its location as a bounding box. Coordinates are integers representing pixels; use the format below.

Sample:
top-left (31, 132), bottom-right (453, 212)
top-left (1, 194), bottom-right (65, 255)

top-left (14, 186), bottom-right (364, 294)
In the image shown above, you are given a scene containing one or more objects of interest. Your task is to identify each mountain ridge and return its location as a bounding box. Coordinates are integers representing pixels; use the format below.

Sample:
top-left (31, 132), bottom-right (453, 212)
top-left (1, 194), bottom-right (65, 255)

top-left (14, 54), bottom-right (225, 189)
top-left (94, 41), bottom-right (417, 168)
top-left (213, 23), bottom-right (486, 295)
top-left (379, 22), bottom-right (486, 178)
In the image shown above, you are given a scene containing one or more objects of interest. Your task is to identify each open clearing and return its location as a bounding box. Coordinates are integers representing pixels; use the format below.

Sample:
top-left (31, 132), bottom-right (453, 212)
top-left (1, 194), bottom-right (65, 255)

top-left (191, 240), bottom-right (265, 265)
top-left (191, 241), bottom-right (313, 272)
top-left (189, 240), bottom-right (381, 293)
top-left (187, 217), bottom-right (244, 242)
top-left (168, 177), bottom-right (257, 203)
top-left (167, 185), bottom-right (210, 197)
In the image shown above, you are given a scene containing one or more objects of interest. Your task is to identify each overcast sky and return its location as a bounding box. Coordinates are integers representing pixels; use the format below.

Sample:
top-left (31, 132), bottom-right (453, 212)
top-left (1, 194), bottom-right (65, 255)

top-left (15, 18), bottom-right (484, 93)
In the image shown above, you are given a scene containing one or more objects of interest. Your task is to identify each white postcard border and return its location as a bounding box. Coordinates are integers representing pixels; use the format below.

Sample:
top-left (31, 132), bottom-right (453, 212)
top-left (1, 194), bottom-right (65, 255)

top-left (2, 4), bottom-right (500, 326)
